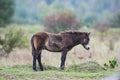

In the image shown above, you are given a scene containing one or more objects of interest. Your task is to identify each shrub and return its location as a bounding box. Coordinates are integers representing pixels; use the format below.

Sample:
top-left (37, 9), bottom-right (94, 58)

top-left (93, 22), bottom-right (109, 32)
top-left (109, 59), bottom-right (118, 69)
top-left (104, 59), bottom-right (118, 69)
top-left (0, 27), bottom-right (29, 56)
top-left (44, 12), bottom-right (81, 33)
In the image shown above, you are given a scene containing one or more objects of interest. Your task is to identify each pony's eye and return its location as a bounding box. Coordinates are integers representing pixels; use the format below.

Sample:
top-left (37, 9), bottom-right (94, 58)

top-left (84, 39), bottom-right (87, 42)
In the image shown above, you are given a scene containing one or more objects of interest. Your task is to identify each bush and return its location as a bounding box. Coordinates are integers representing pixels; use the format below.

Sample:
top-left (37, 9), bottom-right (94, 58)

top-left (93, 22), bottom-right (109, 32)
top-left (0, 27), bottom-right (29, 56)
top-left (109, 60), bottom-right (117, 69)
top-left (44, 12), bottom-right (81, 33)
top-left (104, 59), bottom-right (118, 69)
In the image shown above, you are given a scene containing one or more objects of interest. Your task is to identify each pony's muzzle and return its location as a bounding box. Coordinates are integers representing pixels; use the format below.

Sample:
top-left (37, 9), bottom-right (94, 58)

top-left (84, 45), bottom-right (90, 50)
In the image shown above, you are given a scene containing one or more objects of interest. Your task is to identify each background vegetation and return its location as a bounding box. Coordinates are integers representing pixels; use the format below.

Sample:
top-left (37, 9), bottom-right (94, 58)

top-left (0, 0), bottom-right (14, 27)
top-left (44, 12), bottom-right (81, 33)
top-left (12, 0), bottom-right (120, 28)
top-left (1, 0), bottom-right (120, 28)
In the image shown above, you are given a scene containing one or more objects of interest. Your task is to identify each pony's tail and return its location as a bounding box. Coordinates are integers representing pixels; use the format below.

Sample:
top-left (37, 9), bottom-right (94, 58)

top-left (31, 35), bottom-right (36, 56)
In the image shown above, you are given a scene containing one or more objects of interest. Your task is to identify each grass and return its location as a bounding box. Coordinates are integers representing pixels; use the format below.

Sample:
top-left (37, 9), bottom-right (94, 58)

top-left (66, 61), bottom-right (106, 72)
top-left (0, 65), bottom-right (116, 80)
top-left (0, 24), bottom-right (44, 35)
top-left (0, 25), bottom-right (120, 80)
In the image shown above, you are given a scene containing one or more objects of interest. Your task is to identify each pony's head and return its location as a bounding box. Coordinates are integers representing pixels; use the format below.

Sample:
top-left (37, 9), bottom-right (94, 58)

top-left (81, 32), bottom-right (90, 50)
top-left (61, 31), bottom-right (91, 50)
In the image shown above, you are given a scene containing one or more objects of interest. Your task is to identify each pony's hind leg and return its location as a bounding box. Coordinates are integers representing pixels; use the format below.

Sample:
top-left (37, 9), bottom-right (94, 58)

top-left (32, 50), bottom-right (38, 71)
top-left (38, 50), bottom-right (43, 71)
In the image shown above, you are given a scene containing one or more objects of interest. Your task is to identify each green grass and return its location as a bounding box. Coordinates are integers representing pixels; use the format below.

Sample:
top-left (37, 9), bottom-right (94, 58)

top-left (66, 61), bottom-right (106, 72)
top-left (0, 77), bottom-right (6, 80)
top-left (0, 65), bottom-right (116, 80)
top-left (0, 24), bottom-right (44, 35)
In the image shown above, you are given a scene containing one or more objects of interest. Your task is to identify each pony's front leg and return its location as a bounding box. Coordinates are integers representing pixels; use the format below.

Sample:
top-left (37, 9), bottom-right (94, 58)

top-left (60, 50), bottom-right (68, 70)
top-left (33, 51), bottom-right (38, 71)
top-left (38, 52), bottom-right (44, 71)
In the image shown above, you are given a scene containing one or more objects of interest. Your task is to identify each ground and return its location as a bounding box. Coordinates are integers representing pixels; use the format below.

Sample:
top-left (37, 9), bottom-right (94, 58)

top-left (0, 64), bottom-right (117, 80)
top-left (0, 26), bottom-right (120, 80)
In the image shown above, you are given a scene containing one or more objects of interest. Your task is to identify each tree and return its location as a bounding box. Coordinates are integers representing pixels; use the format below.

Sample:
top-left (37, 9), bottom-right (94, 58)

top-left (93, 22), bottom-right (109, 32)
top-left (109, 12), bottom-right (120, 28)
top-left (0, 0), bottom-right (14, 27)
top-left (44, 12), bottom-right (81, 33)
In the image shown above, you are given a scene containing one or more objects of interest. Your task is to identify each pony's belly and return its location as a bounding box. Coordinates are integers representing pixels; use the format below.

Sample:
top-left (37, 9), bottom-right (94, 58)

top-left (44, 46), bottom-right (63, 52)
top-left (45, 47), bottom-right (62, 52)
top-left (45, 41), bottom-right (63, 52)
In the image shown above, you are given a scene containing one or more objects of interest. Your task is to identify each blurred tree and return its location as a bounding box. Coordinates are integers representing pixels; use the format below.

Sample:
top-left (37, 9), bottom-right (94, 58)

top-left (0, 0), bottom-right (14, 27)
top-left (84, 13), bottom-right (97, 27)
top-left (93, 22), bottom-right (109, 32)
top-left (12, 0), bottom-right (120, 25)
top-left (93, 22), bottom-right (110, 41)
top-left (109, 12), bottom-right (120, 28)
top-left (44, 12), bottom-right (81, 33)
top-left (45, 0), bottom-right (54, 5)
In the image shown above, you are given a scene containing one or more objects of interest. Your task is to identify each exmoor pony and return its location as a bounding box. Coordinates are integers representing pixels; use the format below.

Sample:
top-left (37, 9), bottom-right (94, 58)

top-left (31, 31), bottom-right (90, 71)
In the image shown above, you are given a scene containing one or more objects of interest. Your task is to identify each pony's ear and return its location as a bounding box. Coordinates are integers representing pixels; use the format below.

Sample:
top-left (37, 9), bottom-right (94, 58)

top-left (88, 32), bottom-right (91, 35)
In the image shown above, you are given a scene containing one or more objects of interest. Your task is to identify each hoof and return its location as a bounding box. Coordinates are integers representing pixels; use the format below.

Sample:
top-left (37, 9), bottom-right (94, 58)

top-left (33, 68), bottom-right (37, 72)
top-left (33, 69), bottom-right (37, 72)
top-left (41, 69), bottom-right (44, 71)
top-left (40, 68), bottom-right (44, 71)
top-left (34, 70), bottom-right (37, 72)
top-left (60, 66), bottom-right (65, 70)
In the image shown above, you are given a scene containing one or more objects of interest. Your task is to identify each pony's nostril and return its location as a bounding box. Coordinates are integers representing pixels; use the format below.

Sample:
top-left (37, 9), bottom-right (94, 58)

top-left (87, 47), bottom-right (90, 50)
top-left (85, 45), bottom-right (90, 50)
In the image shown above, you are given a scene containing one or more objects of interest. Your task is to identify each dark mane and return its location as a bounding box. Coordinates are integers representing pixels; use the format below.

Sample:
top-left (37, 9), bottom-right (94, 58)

top-left (60, 30), bottom-right (87, 35)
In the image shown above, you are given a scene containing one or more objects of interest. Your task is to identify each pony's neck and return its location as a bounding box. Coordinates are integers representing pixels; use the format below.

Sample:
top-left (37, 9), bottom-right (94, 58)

top-left (72, 34), bottom-right (83, 45)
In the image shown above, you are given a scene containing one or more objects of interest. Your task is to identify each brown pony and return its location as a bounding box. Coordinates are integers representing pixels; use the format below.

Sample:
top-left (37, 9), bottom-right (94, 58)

top-left (31, 31), bottom-right (90, 71)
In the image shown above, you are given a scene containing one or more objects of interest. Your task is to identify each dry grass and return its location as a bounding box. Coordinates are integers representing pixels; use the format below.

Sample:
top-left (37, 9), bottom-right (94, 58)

top-left (0, 27), bottom-right (120, 80)
top-left (0, 27), bottom-right (120, 71)
top-left (0, 48), bottom-right (32, 67)
top-left (0, 35), bottom-right (120, 69)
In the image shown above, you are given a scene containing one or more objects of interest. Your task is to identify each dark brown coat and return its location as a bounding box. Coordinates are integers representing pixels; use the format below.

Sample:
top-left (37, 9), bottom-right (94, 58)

top-left (31, 31), bottom-right (90, 71)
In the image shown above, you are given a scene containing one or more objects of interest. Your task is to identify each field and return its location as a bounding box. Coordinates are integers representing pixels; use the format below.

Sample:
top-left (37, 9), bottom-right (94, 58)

top-left (0, 65), bottom-right (117, 80)
top-left (0, 25), bottom-right (120, 80)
